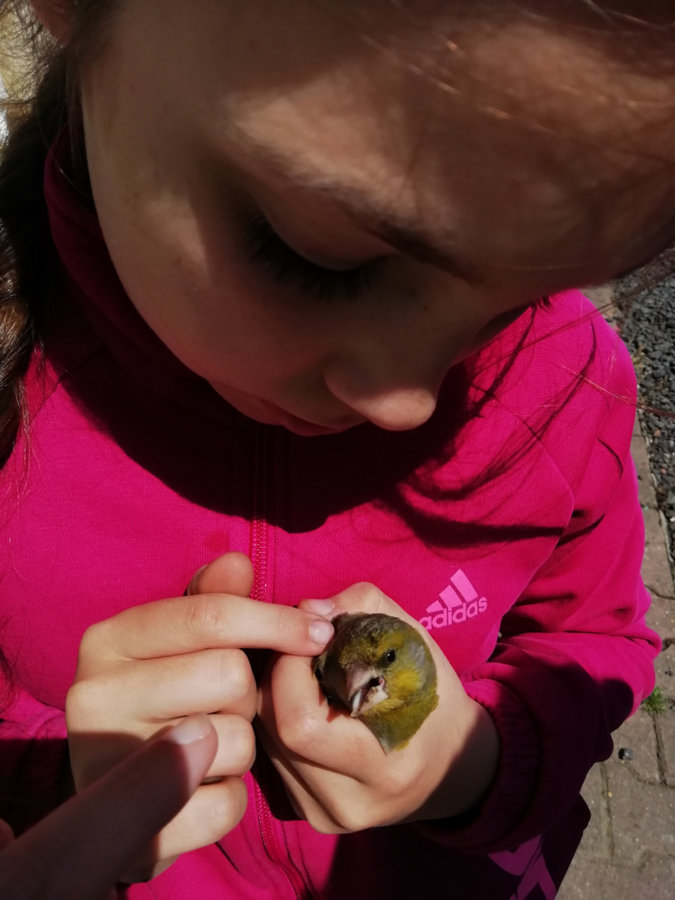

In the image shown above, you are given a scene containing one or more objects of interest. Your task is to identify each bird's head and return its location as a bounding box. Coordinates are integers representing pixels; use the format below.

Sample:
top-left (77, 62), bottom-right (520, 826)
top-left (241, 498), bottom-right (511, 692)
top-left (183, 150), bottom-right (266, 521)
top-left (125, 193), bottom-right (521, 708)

top-left (314, 613), bottom-right (438, 750)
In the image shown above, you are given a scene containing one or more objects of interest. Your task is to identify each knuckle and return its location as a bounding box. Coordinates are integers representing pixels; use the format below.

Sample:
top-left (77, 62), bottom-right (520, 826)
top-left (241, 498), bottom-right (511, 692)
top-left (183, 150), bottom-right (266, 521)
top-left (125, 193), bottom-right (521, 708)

top-left (329, 799), bottom-right (372, 834)
top-left (183, 594), bottom-right (226, 637)
top-left (342, 582), bottom-right (386, 610)
top-left (215, 649), bottom-right (252, 703)
top-left (218, 716), bottom-right (256, 773)
top-left (77, 619), bottom-right (108, 663)
top-left (232, 721), bottom-right (257, 771)
top-left (65, 678), bottom-right (106, 725)
top-left (380, 764), bottom-right (412, 799)
top-left (269, 605), bottom-right (299, 646)
top-left (202, 779), bottom-right (248, 840)
top-left (276, 708), bottom-right (322, 755)
top-left (352, 581), bottom-right (378, 593)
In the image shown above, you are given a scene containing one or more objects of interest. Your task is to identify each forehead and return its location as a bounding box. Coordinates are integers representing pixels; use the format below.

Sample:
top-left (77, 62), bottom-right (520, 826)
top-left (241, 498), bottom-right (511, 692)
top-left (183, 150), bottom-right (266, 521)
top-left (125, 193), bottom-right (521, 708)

top-left (102, 0), bottom-right (675, 162)
top-left (98, 0), bottom-right (675, 283)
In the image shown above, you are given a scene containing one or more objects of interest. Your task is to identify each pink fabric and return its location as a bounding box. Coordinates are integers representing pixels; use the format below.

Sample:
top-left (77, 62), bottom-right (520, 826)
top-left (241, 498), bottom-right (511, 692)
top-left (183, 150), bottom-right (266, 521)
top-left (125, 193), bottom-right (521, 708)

top-left (0, 136), bottom-right (659, 898)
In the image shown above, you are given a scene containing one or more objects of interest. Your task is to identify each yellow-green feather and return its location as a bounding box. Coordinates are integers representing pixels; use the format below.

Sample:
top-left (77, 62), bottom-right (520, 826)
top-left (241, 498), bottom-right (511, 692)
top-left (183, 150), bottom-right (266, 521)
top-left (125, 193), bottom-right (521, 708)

top-left (314, 612), bottom-right (439, 753)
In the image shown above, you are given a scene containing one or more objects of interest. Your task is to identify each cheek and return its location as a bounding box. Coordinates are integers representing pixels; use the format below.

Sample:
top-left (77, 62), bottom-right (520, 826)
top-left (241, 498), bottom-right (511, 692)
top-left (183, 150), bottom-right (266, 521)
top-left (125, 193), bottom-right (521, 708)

top-left (97, 198), bottom-right (333, 386)
top-left (93, 194), bottom-right (247, 369)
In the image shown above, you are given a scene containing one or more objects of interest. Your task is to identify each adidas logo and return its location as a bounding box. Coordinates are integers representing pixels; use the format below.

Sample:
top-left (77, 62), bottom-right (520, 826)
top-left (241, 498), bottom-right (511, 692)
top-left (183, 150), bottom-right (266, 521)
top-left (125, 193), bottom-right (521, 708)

top-left (420, 569), bottom-right (488, 631)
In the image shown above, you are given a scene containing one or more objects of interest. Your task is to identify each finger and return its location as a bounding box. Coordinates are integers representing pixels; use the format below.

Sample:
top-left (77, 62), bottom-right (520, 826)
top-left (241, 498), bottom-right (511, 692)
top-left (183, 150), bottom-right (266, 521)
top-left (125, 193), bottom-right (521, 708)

top-left (265, 648), bottom-right (448, 777)
top-left (0, 715), bottom-right (217, 900)
top-left (69, 649), bottom-right (257, 727)
top-left (202, 713), bottom-right (256, 777)
top-left (259, 666), bottom-right (430, 834)
top-left (144, 713), bottom-right (255, 783)
top-left (299, 583), bottom-right (419, 626)
top-left (256, 718), bottom-right (396, 835)
top-left (296, 598), bottom-right (337, 618)
top-left (299, 586), bottom-right (445, 663)
top-left (258, 653), bottom-right (379, 776)
top-left (260, 718), bottom-right (417, 834)
top-left (128, 776), bottom-right (248, 878)
top-left (72, 711), bottom-right (256, 790)
top-left (255, 727), bottom-right (349, 835)
top-left (82, 594), bottom-right (334, 665)
top-left (187, 552), bottom-right (254, 598)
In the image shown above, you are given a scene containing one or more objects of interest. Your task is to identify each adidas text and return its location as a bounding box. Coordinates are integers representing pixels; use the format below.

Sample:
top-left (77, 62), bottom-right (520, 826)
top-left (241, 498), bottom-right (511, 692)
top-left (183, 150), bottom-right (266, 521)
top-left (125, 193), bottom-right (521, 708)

top-left (421, 598), bottom-right (488, 630)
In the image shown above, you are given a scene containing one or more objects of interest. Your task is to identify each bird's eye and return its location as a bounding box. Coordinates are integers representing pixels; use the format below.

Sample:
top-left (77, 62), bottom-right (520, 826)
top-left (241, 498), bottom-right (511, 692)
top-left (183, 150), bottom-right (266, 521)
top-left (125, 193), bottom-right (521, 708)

top-left (383, 649), bottom-right (397, 665)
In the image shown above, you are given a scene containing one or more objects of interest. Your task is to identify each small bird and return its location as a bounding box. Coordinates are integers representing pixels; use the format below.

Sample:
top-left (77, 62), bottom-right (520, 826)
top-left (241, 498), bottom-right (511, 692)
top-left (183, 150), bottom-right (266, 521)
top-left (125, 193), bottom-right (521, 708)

top-left (313, 612), bottom-right (439, 753)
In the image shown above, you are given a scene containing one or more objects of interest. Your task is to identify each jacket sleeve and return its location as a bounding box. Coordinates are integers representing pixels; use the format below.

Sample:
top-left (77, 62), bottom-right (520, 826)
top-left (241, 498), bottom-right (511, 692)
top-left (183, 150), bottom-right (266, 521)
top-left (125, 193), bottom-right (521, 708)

top-left (0, 677), bottom-right (70, 835)
top-left (422, 387), bottom-right (660, 853)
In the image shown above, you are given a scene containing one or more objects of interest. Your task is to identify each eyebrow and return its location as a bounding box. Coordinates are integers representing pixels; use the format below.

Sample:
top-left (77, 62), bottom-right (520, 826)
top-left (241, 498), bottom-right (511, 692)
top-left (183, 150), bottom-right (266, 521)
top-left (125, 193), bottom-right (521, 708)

top-left (226, 124), bottom-right (479, 282)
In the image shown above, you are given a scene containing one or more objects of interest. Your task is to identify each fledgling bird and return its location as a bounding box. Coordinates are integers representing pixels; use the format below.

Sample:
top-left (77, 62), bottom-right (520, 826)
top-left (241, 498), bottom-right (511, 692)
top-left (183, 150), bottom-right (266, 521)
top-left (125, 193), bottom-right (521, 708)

top-left (313, 612), bottom-right (439, 753)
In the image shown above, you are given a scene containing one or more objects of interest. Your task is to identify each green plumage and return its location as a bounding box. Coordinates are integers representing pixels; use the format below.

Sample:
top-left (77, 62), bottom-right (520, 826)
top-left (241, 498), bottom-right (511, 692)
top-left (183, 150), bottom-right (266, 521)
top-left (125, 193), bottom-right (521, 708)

top-left (313, 612), bottom-right (439, 753)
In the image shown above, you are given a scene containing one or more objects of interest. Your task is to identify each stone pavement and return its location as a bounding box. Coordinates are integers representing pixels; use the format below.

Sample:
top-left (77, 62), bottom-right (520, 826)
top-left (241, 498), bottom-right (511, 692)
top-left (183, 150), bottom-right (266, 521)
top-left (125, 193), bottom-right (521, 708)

top-left (558, 329), bottom-right (675, 897)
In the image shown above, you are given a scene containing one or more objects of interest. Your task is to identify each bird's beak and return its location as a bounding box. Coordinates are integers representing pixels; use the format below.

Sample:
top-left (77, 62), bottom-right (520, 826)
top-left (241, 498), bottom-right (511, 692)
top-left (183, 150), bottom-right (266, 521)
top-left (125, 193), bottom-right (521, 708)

top-left (346, 665), bottom-right (387, 716)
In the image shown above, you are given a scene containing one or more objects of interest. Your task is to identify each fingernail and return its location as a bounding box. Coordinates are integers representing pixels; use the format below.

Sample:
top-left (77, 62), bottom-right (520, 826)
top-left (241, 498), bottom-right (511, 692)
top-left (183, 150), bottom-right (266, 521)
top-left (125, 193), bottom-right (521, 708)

top-left (184, 565), bottom-right (207, 596)
top-left (165, 714), bottom-right (212, 745)
top-left (303, 599), bottom-right (336, 616)
top-left (309, 619), bottom-right (334, 646)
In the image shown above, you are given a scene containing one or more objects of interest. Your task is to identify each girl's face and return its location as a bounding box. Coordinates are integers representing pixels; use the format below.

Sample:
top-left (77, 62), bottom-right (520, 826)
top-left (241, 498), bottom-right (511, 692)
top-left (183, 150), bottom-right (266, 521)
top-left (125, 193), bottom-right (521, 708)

top-left (79, 0), bottom-right (675, 435)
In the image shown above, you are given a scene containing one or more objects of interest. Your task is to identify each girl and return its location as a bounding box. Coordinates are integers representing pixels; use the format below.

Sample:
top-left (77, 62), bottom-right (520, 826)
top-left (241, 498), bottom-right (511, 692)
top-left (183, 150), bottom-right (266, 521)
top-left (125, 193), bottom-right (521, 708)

top-left (1, 1), bottom-right (672, 897)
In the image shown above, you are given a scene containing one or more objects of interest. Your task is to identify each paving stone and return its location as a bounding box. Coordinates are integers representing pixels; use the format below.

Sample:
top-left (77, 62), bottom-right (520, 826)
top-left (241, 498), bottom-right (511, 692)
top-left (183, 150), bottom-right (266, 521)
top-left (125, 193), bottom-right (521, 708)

top-left (605, 763), bottom-right (675, 865)
top-left (611, 709), bottom-right (660, 784)
top-left (633, 433), bottom-right (658, 508)
top-left (633, 413), bottom-right (641, 438)
top-left (654, 644), bottom-right (675, 697)
top-left (576, 763), bottom-right (611, 861)
top-left (642, 508), bottom-right (675, 600)
top-left (646, 594), bottom-right (675, 642)
top-left (656, 710), bottom-right (675, 788)
top-left (585, 285), bottom-right (616, 319)
top-left (559, 854), bottom-right (675, 900)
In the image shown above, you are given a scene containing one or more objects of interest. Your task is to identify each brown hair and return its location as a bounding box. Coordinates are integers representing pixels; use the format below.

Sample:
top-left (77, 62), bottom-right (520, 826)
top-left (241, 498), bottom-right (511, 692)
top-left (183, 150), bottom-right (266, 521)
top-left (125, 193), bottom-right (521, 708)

top-left (0, 0), bottom-right (114, 466)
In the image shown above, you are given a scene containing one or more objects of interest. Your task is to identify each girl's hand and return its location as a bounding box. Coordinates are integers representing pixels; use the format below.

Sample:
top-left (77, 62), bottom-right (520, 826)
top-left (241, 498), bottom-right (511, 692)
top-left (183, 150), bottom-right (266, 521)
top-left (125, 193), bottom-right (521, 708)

top-left (65, 553), bottom-right (334, 880)
top-left (0, 715), bottom-right (217, 900)
top-left (256, 583), bottom-right (499, 834)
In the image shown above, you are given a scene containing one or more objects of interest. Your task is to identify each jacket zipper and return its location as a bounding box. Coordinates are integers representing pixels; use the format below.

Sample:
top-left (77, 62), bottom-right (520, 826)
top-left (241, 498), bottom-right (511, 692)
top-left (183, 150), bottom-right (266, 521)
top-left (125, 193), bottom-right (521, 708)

top-left (250, 424), bottom-right (270, 604)
top-left (251, 425), bottom-right (312, 899)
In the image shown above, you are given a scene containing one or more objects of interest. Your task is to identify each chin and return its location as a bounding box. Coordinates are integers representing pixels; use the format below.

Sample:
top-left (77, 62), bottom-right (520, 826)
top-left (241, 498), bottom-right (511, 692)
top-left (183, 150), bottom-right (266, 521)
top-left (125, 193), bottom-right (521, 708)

top-left (211, 384), bottom-right (362, 436)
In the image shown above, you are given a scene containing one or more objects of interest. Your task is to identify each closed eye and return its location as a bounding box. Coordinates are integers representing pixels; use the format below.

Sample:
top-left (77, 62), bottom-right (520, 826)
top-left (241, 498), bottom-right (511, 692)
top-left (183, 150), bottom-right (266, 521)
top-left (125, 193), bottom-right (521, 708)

top-left (243, 213), bottom-right (381, 301)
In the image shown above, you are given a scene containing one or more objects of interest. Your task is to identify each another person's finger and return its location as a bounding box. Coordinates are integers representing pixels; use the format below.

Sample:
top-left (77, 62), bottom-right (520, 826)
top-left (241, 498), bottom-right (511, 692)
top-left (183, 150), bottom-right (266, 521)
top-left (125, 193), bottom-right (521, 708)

top-left (0, 820), bottom-right (14, 852)
top-left (0, 714), bottom-right (217, 900)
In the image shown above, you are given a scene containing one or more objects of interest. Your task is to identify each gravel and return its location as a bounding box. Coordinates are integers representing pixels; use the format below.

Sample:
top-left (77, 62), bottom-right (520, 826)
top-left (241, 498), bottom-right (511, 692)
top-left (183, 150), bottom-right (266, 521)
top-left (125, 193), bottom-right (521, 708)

top-left (613, 255), bottom-right (675, 583)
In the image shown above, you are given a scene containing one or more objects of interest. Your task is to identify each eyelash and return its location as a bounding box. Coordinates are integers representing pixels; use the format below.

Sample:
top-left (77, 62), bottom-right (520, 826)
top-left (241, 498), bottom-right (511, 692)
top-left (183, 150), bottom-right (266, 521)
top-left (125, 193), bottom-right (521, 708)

top-left (243, 214), bottom-right (378, 301)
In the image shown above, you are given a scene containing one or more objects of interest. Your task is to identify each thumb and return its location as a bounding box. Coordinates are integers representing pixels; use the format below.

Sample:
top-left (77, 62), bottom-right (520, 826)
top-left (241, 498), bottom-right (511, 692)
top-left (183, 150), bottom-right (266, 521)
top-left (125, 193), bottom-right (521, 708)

top-left (187, 552), bottom-right (255, 598)
top-left (0, 715), bottom-right (217, 900)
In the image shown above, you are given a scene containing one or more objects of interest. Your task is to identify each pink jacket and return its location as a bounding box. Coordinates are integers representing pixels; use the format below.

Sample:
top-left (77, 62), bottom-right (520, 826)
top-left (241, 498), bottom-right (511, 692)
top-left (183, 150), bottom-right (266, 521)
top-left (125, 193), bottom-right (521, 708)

top-left (0, 139), bottom-right (659, 898)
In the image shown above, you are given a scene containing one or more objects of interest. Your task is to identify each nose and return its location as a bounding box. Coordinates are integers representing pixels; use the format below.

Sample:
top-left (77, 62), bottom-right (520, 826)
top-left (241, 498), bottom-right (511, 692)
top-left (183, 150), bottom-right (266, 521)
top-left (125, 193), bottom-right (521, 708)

top-left (323, 359), bottom-right (440, 432)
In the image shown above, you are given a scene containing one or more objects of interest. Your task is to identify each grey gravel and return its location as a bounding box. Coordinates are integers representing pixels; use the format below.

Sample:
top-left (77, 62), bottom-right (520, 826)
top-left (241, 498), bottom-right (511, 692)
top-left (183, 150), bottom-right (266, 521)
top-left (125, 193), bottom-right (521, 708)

top-left (614, 255), bottom-right (675, 583)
